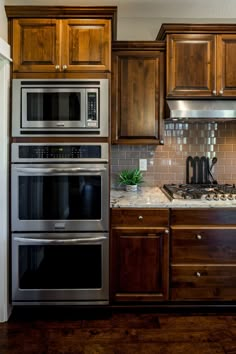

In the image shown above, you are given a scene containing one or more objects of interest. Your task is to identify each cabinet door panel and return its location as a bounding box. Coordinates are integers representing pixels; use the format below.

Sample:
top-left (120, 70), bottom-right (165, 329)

top-left (217, 35), bottom-right (236, 96)
top-left (12, 19), bottom-right (60, 73)
top-left (112, 49), bottom-right (164, 144)
top-left (167, 34), bottom-right (216, 97)
top-left (62, 19), bottom-right (111, 72)
top-left (119, 57), bottom-right (156, 137)
top-left (111, 228), bottom-right (169, 302)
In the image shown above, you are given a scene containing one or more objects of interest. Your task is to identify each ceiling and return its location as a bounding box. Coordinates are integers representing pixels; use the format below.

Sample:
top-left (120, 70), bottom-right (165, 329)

top-left (4, 0), bottom-right (236, 19)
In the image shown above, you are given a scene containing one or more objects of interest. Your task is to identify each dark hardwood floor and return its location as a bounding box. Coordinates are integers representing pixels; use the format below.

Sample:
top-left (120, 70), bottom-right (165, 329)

top-left (1, 307), bottom-right (236, 353)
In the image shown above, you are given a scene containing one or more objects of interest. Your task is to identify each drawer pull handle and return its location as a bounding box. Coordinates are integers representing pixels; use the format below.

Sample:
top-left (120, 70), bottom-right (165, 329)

top-left (196, 234), bottom-right (202, 240)
top-left (196, 272), bottom-right (201, 277)
top-left (138, 215), bottom-right (143, 220)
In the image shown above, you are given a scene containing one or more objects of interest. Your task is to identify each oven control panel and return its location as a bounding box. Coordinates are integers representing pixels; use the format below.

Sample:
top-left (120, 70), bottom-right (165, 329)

top-left (18, 145), bottom-right (102, 159)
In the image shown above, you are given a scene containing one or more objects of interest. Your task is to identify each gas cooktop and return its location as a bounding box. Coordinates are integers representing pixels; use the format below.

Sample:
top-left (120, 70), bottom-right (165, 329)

top-left (163, 184), bottom-right (236, 201)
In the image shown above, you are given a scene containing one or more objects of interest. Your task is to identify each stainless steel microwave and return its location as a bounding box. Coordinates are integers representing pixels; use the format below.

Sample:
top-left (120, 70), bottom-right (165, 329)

top-left (12, 79), bottom-right (109, 137)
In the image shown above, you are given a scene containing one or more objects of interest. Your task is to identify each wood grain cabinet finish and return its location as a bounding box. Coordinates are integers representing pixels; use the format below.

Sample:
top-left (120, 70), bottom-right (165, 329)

top-left (11, 18), bottom-right (111, 74)
top-left (170, 208), bottom-right (236, 301)
top-left (167, 33), bottom-right (236, 97)
top-left (111, 208), bottom-right (169, 302)
top-left (111, 42), bottom-right (165, 144)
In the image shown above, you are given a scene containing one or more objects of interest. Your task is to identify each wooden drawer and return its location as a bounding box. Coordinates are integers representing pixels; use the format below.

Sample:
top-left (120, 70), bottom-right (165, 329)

top-left (111, 208), bottom-right (169, 227)
top-left (171, 265), bottom-right (236, 300)
top-left (171, 208), bottom-right (236, 226)
top-left (171, 228), bottom-right (236, 264)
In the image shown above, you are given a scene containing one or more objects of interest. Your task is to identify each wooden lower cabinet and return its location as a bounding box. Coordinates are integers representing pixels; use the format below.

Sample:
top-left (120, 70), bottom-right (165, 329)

top-left (111, 208), bottom-right (169, 303)
top-left (170, 208), bottom-right (236, 301)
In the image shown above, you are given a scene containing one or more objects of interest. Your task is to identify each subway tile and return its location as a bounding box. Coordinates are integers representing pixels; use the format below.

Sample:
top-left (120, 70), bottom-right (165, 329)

top-left (111, 123), bottom-right (236, 185)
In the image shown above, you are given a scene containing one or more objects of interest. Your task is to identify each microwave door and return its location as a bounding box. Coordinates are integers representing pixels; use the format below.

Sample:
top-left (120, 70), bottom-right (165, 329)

top-left (21, 88), bottom-right (86, 129)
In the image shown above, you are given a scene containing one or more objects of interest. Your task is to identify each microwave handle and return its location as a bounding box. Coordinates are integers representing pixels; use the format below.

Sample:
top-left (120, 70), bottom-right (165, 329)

top-left (15, 167), bottom-right (106, 173)
top-left (14, 236), bottom-right (107, 244)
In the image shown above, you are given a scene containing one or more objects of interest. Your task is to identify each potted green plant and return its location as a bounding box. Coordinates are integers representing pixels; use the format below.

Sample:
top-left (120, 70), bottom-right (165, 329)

top-left (118, 168), bottom-right (144, 191)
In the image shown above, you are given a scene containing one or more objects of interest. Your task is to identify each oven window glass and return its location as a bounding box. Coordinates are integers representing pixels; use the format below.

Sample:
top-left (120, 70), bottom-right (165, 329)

top-left (18, 176), bottom-right (101, 220)
top-left (19, 245), bottom-right (102, 289)
top-left (27, 92), bottom-right (81, 122)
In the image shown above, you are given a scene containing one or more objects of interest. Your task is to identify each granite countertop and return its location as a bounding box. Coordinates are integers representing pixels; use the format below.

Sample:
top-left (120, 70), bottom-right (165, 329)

top-left (110, 187), bottom-right (236, 208)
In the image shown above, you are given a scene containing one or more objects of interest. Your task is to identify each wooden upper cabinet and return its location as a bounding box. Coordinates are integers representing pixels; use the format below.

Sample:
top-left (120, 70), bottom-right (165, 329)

top-left (217, 35), bottom-right (236, 96)
top-left (11, 18), bottom-right (111, 74)
top-left (111, 42), bottom-right (165, 144)
top-left (61, 19), bottom-right (111, 72)
top-left (167, 34), bottom-right (216, 97)
top-left (12, 19), bottom-right (61, 73)
top-left (156, 24), bottom-right (236, 98)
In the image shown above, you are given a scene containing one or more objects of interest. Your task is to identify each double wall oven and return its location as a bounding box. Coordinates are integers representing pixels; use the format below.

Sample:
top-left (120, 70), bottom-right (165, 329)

top-left (11, 143), bottom-right (109, 305)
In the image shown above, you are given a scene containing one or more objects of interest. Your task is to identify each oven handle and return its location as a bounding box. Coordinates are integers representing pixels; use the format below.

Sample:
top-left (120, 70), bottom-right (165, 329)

top-left (15, 167), bottom-right (107, 173)
top-left (14, 236), bottom-right (107, 244)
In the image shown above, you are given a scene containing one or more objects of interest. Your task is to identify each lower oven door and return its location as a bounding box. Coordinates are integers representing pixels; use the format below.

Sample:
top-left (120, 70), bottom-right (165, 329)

top-left (12, 233), bottom-right (109, 305)
top-left (11, 163), bottom-right (109, 232)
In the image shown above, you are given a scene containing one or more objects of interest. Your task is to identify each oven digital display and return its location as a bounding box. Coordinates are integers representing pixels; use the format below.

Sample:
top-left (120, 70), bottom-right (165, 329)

top-left (18, 145), bottom-right (102, 159)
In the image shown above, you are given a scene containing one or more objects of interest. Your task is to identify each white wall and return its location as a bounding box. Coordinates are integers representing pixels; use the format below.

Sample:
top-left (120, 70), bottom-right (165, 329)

top-left (0, 0), bottom-right (8, 41)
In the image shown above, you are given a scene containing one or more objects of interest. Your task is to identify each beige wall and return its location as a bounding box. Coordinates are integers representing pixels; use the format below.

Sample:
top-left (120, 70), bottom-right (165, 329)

top-left (4, 0), bottom-right (236, 40)
top-left (0, 0), bottom-right (7, 42)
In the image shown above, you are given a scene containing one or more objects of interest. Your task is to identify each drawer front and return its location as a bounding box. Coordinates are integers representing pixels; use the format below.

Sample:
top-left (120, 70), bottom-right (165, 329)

top-left (172, 228), bottom-right (236, 264)
top-left (171, 208), bottom-right (236, 226)
top-left (171, 265), bottom-right (236, 300)
top-left (111, 208), bottom-right (169, 227)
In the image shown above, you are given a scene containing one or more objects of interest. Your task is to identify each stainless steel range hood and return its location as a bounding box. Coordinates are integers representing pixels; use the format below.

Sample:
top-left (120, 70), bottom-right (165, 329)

top-left (166, 100), bottom-right (236, 122)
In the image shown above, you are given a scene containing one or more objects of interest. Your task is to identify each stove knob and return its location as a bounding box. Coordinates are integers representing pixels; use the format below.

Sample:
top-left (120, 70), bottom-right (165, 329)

top-left (220, 194), bottom-right (227, 201)
top-left (206, 194), bottom-right (213, 201)
top-left (213, 194), bottom-right (220, 201)
top-left (228, 194), bottom-right (234, 201)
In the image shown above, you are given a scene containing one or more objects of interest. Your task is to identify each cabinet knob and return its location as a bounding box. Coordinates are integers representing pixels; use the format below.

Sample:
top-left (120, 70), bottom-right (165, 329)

top-left (165, 229), bottom-right (169, 234)
top-left (196, 272), bottom-right (201, 277)
top-left (55, 65), bottom-right (60, 70)
top-left (62, 65), bottom-right (68, 71)
top-left (138, 215), bottom-right (143, 220)
top-left (196, 234), bottom-right (202, 240)
top-left (212, 90), bottom-right (217, 95)
top-left (219, 89), bottom-right (224, 95)
top-left (159, 140), bottom-right (164, 145)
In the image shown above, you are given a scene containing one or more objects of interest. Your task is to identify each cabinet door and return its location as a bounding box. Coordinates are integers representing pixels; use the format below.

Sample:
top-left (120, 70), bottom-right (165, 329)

top-left (217, 34), bottom-right (236, 96)
top-left (111, 228), bottom-right (169, 302)
top-left (167, 34), bottom-right (216, 97)
top-left (62, 19), bottom-right (111, 72)
top-left (112, 50), bottom-right (164, 144)
top-left (12, 19), bottom-right (61, 73)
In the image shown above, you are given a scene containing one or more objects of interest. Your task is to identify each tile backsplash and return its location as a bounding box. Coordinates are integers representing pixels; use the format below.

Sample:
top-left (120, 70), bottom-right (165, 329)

top-left (111, 122), bottom-right (236, 187)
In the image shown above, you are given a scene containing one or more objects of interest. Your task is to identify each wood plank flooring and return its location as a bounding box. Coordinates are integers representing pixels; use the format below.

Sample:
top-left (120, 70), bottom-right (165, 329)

top-left (1, 307), bottom-right (236, 353)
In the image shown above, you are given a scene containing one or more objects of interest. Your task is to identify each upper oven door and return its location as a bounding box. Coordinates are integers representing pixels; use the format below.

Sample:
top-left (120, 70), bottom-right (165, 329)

top-left (11, 163), bottom-right (109, 232)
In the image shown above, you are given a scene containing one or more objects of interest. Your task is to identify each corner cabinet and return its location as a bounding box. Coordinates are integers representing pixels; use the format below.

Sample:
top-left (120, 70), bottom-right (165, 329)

top-left (111, 41), bottom-right (165, 144)
top-left (6, 7), bottom-right (117, 77)
top-left (170, 208), bottom-right (236, 301)
top-left (110, 208), bottom-right (169, 303)
top-left (156, 24), bottom-right (236, 97)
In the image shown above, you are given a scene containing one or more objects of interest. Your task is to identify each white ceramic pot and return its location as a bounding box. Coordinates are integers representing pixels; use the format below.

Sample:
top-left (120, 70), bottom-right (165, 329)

top-left (125, 184), bottom-right (138, 192)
